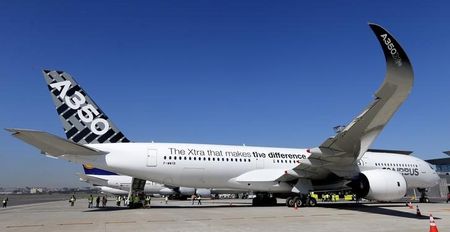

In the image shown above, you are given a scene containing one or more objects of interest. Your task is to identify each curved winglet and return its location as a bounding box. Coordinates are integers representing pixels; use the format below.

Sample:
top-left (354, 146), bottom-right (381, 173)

top-left (312, 24), bottom-right (414, 164)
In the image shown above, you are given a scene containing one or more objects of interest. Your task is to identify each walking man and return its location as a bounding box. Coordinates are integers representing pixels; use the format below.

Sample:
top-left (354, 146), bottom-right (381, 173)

top-left (69, 195), bottom-right (76, 207)
top-left (197, 195), bottom-right (202, 205)
top-left (88, 195), bottom-right (93, 208)
top-left (2, 197), bottom-right (8, 208)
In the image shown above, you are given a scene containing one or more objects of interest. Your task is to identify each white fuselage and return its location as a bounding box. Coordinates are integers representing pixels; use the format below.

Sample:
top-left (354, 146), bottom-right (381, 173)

top-left (64, 142), bottom-right (439, 193)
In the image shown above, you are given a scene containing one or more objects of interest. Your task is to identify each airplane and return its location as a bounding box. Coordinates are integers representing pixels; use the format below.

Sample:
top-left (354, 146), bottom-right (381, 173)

top-left (79, 165), bottom-right (247, 198)
top-left (7, 23), bottom-right (440, 207)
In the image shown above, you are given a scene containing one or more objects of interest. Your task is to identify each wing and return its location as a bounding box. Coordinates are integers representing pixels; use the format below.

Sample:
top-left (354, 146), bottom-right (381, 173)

top-left (309, 23), bottom-right (414, 165)
top-left (6, 128), bottom-right (106, 157)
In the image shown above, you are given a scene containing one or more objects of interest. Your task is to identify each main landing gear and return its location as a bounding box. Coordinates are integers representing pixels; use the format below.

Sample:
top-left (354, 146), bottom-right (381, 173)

top-left (285, 195), bottom-right (317, 208)
top-left (252, 193), bottom-right (278, 206)
top-left (418, 188), bottom-right (430, 203)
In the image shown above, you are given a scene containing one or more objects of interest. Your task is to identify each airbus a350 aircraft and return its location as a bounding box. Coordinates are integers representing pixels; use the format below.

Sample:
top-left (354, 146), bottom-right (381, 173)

top-left (7, 23), bottom-right (439, 207)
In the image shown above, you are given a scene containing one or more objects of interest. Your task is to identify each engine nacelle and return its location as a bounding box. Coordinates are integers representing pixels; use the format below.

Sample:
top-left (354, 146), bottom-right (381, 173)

top-left (350, 169), bottom-right (407, 201)
top-left (196, 188), bottom-right (212, 198)
top-left (178, 187), bottom-right (196, 196)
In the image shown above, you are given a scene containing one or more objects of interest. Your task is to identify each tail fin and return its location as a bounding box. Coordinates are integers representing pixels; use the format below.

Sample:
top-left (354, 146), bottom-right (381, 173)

top-left (42, 70), bottom-right (130, 144)
top-left (83, 164), bottom-right (118, 175)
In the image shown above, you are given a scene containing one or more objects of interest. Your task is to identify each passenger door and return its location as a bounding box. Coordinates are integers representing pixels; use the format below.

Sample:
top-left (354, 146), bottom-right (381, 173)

top-left (146, 149), bottom-right (158, 167)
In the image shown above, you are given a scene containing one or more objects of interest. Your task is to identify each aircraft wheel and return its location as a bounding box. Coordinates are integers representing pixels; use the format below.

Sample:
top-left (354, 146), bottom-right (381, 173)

top-left (293, 197), bottom-right (303, 208)
top-left (308, 198), bottom-right (317, 207)
top-left (286, 197), bottom-right (295, 207)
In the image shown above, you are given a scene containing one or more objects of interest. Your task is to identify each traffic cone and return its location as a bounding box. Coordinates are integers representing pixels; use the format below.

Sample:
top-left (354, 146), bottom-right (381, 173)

top-left (416, 205), bottom-right (421, 216)
top-left (429, 214), bottom-right (438, 232)
top-left (294, 202), bottom-right (298, 210)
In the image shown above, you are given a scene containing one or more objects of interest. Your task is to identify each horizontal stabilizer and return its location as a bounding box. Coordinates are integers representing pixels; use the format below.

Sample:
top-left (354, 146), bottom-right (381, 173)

top-left (6, 128), bottom-right (106, 157)
top-left (78, 173), bottom-right (109, 186)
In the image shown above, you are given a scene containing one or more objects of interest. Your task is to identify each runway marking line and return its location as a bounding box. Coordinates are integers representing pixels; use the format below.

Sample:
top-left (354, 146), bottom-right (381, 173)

top-left (6, 224), bottom-right (44, 228)
top-left (147, 219), bottom-right (176, 222)
top-left (184, 218), bottom-right (212, 221)
top-left (221, 217), bottom-right (245, 220)
top-left (283, 215), bottom-right (305, 218)
top-left (58, 222), bottom-right (93, 226)
top-left (105, 221), bottom-right (136, 224)
top-left (252, 216), bottom-right (273, 219)
top-left (311, 214), bottom-right (331, 217)
top-left (337, 213), bottom-right (355, 216)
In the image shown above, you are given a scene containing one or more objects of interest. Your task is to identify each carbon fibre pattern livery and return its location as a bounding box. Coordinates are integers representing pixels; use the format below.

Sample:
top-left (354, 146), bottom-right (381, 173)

top-left (43, 70), bottom-right (130, 144)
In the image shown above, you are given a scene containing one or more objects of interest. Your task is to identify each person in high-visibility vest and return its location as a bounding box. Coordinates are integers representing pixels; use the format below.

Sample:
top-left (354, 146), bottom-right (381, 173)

top-left (88, 195), bottom-right (93, 208)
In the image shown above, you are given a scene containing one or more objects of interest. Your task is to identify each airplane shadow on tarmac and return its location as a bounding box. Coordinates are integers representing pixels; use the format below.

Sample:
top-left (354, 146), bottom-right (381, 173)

top-left (317, 203), bottom-right (440, 220)
top-left (83, 202), bottom-right (255, 212)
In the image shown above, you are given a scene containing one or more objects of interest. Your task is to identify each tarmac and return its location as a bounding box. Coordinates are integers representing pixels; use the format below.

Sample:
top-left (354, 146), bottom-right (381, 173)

top-left (0, 198), bottom-right (449, 232)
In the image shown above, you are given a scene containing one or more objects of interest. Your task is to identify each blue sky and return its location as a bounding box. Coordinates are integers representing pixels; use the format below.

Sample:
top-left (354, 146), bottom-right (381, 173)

top-left (1, 1), bottom-right (450, 188)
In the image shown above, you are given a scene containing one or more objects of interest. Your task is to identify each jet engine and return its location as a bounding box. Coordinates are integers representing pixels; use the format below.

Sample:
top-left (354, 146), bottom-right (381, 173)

top-left (349, 169), bottom-right (407, 201)
top-left (196, 188), bottom-right (212, 198)
top-left (178, 187), bottom-right (196, 196)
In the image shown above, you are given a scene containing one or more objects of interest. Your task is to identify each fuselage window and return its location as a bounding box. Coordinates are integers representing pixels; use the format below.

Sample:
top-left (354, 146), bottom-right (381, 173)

top-left (193, 157), bottom-right (196, 160)
top-left (184, 157), bottom-right (187, 160)
top-left (226, 158), bottom-right (229, 162)
top-left (240, 158), bottom-right (242, 162)
top-left (169, 156), bottom-right (172, 160)
top-left (208, 157), bottom-right (211, 161)
top-left (189, 157), bottom-right (192, 160)
top-left (164, 156), bottom-right (167, 160)
top-left (222, 158), bottom-right (225, 161)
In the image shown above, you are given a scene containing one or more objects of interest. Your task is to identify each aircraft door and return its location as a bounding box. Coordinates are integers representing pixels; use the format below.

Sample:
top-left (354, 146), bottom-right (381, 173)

top-left (146, 149), bottom-right (158, 167)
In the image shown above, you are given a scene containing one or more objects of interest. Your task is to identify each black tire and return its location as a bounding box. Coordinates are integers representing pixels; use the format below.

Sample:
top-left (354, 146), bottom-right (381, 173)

top-left (293, 197), bottom-right (303, 208)
top-left (308, 198), bottom-right (317, 207)
top-left (286, 197), bottom-right (294, 207)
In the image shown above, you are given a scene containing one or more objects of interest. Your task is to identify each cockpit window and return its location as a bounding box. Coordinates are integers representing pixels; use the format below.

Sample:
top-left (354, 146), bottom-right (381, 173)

top-left (429, 164), bottom-right (435, 170)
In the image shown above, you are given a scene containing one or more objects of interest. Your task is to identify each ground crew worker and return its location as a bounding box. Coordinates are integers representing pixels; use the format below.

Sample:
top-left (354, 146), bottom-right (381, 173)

top-left (165, 196), bottom-right (169, 204)
top-left (116, 196), bottom-right (121, 206)
top-left (102, 196), bottom-right (107, 207)
top-left (145, 196), bottom-right (151, 208)
top-left (191, 194), bottom-right (196, 205)
top-left (133, 194), bottom-right (139, 207)
top-left (96, 196), bottom-right (100, 207)
top-left (69, 195), bottom-right (76, 207)
top-left (2, 197), bottom-right (8, 208)
top-left (88, 195), bottom-right (93, 208)
top-left (197, 195), bottom-right (202, 205)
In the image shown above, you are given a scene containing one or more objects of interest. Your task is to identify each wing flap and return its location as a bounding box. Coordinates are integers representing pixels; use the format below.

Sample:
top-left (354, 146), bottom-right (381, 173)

top-left (235, 169), bottom-right (299, 183)
top-left (6, 128), bottom-right (106, 156)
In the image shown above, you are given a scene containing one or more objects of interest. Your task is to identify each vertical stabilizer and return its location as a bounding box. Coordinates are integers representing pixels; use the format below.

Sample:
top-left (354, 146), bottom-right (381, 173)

top-left (43, 70), bottom-right (130, 144)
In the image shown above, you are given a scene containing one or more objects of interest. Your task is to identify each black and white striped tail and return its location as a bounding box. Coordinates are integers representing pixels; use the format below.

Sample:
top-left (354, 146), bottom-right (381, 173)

top-left (43, 70), bottom-right (129, 144)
